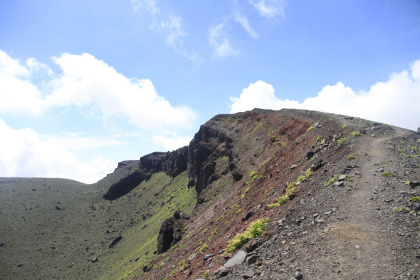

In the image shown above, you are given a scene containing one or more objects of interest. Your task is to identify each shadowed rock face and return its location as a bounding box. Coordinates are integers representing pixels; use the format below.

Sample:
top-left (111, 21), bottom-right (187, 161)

top-left (103, 147), bottom-right (189, 200)
top-left (187, 120), bottom-right (235, 196)
top-left (103, 170), bottom-right (151, 200)
top-left (157, 210), bottom-right (189, 254)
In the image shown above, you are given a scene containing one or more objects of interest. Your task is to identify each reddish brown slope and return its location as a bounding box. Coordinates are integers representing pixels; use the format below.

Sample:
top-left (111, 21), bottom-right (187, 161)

top-left (136, 109), bottom-right (419, 280)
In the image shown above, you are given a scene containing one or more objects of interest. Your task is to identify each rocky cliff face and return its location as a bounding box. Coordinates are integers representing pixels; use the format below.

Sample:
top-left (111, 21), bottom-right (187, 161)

top-left (187, 118), bottom-right (236, 196)
top-left (103, 146), bottom-right (189, 200)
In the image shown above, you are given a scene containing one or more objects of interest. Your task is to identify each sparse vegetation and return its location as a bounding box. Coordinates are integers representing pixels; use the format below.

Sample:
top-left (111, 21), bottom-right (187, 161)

top-left (178, 259), bottom-right (186, 270)
top-left (398, 206), bottom-right (410, 212)
top-left (200, 243), bottom-right (209, 253)
top-left (347, 154), bottom-right (356, 160)
top-left (381, 171), bottom-right (394, 177)
top-left (338, 137), bottom-right (349, 145)
top-left (351, 131), bottom-right (362, 136)
top-left (305, 168), bottom-right (314, 178)
top-left (409, 197), bottom-right (420, 202)
top-left (297, 175), bottom-right (306, 182)
top-left (226, 218), bottom-right (269, 252)
top-left (307, 125), bottom-right (314, 132)
top-left (268, 182), bottom-right (296, 209)
top-left (325, 175), bottom-right (340, 186)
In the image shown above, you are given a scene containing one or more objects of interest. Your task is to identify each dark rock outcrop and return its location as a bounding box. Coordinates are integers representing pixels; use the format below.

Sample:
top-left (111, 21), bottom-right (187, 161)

top-left (103, 170), bottom-right (151, 200)
top-left (157, 210), bottom-right (189, 254)
top-left (187, 118), bottom-right (235, 196)
top-left (103, 147), bottom-right (189, 200)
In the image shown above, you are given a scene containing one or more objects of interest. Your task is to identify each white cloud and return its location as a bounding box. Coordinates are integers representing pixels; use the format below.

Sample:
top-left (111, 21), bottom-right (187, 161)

top-left (249, 0), bottom-right (286, 19)
top-left (0, 51), bottom-right (195, 130)
top-left (230, 80), bottom-right (299, 113)
top-left (230, 60), bottom-right (420, 130)
top-left (234, 12), bottom-right (258, 39)
top-left (209, 23), bottom-right (239, 58)
top-left (0, 50), bottom-right (44, 114)
top-left (131, 1), bottom-right (200, 63)
top-left (161, 15), bottom-right (186, 47)
top-left (0, 119), bottom-right (115, 184)
top-left (131, 0), bottom-right (159, 15)
top-left (152, 134), bottom-right (192, 151)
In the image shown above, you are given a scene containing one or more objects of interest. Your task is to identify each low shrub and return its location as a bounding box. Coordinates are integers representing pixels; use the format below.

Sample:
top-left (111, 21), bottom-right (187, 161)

top-left (226, 218), bottom-right (268, 252)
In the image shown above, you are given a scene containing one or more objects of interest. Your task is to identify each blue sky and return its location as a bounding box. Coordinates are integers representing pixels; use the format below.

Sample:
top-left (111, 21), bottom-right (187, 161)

top-left (0, 0), bottom-right (419, 183)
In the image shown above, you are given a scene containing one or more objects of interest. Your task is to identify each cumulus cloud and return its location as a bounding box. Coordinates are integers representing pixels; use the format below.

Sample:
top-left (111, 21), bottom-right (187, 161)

top-left (209, 23), bottom-right (239, 58)
top-left (0, 119), bottom-right (115, 184)
top-left (152, 134), bottom-right (192, 151)
top-left (230, 60), bottom-right (420, 130)
top-left (0, 50), bottom-right (44, 114)
top-left (234, 13), bottom-right (258, 39)
top-left (0, 51), bottom-right (195, 130)
top-left (230, 80), bottom-right (298, 113)
top-left (249, 0), bottom-right (286, 19)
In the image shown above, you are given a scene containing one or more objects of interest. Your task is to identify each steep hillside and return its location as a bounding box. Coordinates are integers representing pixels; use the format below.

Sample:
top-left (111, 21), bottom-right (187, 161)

top-left (1, 109), bottom-right (418, 280)
top-left (137, 109), bottom-right (419, 280)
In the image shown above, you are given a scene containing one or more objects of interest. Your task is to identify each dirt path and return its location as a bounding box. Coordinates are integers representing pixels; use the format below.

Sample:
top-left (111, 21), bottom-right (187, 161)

top-left (221, 128), bottom-right (419, 280)
top-left (321, 133), bottom-right (399, 279)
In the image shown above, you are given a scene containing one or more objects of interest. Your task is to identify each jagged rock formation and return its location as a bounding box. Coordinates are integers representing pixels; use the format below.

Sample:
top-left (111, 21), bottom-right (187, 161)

top-left (157, 210), bottom-right (189, 254)
top-left (103, 147), bottom-right (188, 200)
top-left (187, 119), bottom-right (235, 196)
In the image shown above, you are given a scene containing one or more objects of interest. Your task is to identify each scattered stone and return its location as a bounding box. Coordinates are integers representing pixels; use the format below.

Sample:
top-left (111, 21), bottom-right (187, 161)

top-left (91, 257), bottom-right (98, 263)
top-left (224, 250), bottom-right (246, 268)
top-left (295, 271), bottom-right (304, 279)
top-left (310, 160), bottom-right (324, 172)
top-left (109, 235), bottom-right (123, 248)
top-left (215, 266), bottom-right (230, 277)
top-left (245, 239), bottom-right (259, 252)
top-left (0, 243), bottom-right (4, 247)
top-left (246, 254), bottom-right (261, 265)
top-left (242, 211), bottom-right (255, 221)
top-left (55, 206), bottom-right (63, 210)
top-left (338, 175), bottom-right (347, 181)
top-left (204, 253), bottom-right (213, 260)
top-left (408, 181), bottom-right (420, 188)
top-left (334, 181), bottom-right (344, 187)
top-left (242, 269), bottom-right (255, 279)
top-left (306, 151), bottom-right (315, 159)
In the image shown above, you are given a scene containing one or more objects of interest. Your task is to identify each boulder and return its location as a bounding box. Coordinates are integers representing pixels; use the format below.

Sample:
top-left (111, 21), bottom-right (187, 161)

top-left (157, 210), bottom-right (189, 254)
top-left (224, 250), bottom-right (246, 268)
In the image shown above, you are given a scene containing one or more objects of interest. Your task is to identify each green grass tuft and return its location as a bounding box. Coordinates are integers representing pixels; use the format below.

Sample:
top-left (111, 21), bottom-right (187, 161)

top-left (307, 125), bottom-right (314, 132)
top-left (226, 218), bottom-right (269, 252)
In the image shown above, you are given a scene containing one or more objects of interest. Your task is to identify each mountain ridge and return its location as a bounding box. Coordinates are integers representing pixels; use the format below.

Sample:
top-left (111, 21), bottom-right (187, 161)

top-left (1, 108), bottom-right (419, 280)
